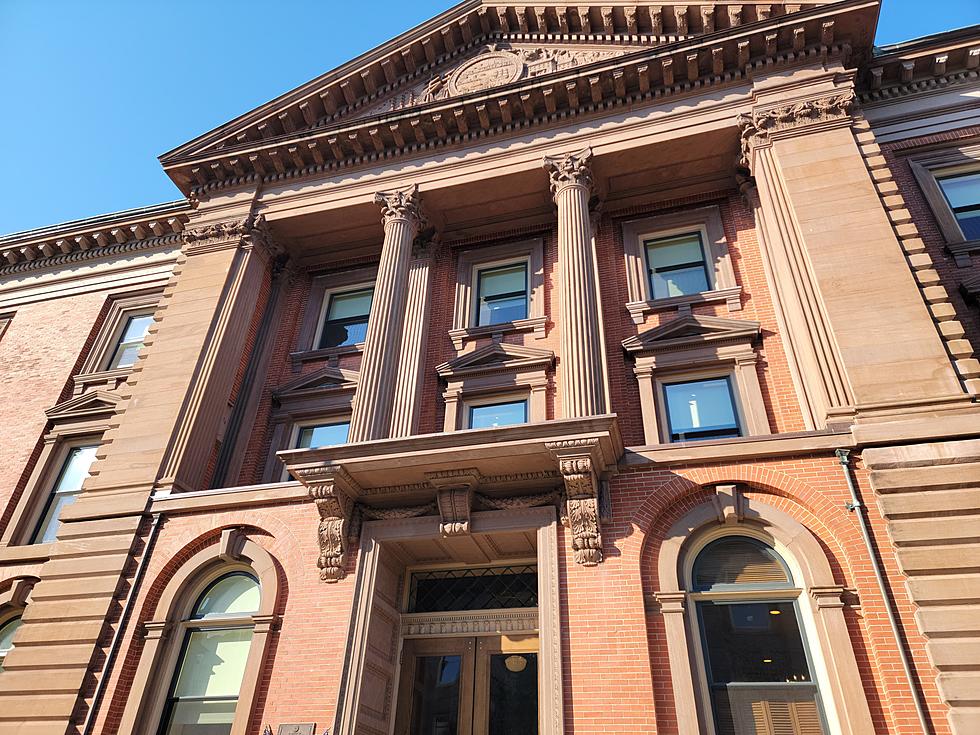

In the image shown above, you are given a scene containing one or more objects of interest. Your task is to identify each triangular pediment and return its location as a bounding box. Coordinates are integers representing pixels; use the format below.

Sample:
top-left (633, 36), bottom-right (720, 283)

top-left (159, 1), bottom-right (857, 195)
top-left (274, 366), bottom-right (359, 400)
top-left (45, 390), bottom-right (122, 421)
top-left (623, 314), bottom-right (760, 353)
top-left (437, 341), bottom-right (555, 376)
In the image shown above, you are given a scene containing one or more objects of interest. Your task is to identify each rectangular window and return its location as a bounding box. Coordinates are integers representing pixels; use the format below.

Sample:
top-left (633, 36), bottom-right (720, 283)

top-left (318, 287), bottom-right (373, 349)
top-left (645, 232), bottom-right (711, 299)
top-left (663, 377), bottom-right (740, 442)
top-left (107, 312), bottom-right (154, 369)
top-left (31, 444), bottom-right (98, 544)
top-left (295, 421), bottom-right (350, 449)
top-left (476, 263), bottom-right (528, 326)
top-left (468, 400), bottom-right (528, 430)
top-left (937, 171), bottom-right (980, 240)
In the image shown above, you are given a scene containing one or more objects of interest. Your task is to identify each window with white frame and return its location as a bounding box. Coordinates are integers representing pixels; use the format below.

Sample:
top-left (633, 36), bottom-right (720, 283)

top-left (451, 239), bottom-right (545, 350)
top-left (30, 443), bottom-right (98, 544)
top-left (158, 573), bottom-right (260, 735)
top-left (74, 292), bottom-right (160, 385)
top-left (294, 420), bottom-right (351, 449)
top-left (106, 312), bottom-right (154, 370)
top-left (936, 170), bottom-right (980, 241)
top-left (467, 398), bottom-right (529, 429)
top-left (662, 376), bottom-right (742, 442)
top-left (316, 286), bottom-right (374, 350)
top-left (622, 207), bottom-right (740, 324)
top-left (909, 146), bottom-right (980, 267)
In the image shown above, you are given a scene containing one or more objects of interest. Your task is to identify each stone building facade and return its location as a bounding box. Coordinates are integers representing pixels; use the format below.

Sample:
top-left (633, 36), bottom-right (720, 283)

top-left (1, 2), bottom-right (979, 734)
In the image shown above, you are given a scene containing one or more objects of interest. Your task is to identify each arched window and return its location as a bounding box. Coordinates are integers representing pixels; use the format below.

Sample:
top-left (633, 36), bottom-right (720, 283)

top-left (158, 573), bottom-right (260, 735)
top-left (0, 615), bottom-right (22, 671)
top-left (690, 537), bottom-right (827, 735)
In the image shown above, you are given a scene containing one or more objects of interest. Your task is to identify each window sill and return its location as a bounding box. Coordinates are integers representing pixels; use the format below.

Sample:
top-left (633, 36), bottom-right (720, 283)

top-left (448, 315), bottom-right (547, 350)
top-left (626, 286), bottom-right (742, 325)
top-left (290, 343), bottom-right (364, 366)
top-left (73, 367), bottom-right (134, 392)
top-left (946, 239), bottom-right (980, 268)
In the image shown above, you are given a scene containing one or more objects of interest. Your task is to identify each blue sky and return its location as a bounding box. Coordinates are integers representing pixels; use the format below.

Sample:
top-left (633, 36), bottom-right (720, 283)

top-left (1, 0), bottom-right (977, 235)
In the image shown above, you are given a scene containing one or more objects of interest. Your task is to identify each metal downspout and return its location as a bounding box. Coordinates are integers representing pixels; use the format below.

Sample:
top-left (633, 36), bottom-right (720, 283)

top-left (81, 511), bottom-right (164, 735)
top-left (835, 448), bottom-right (932, 735)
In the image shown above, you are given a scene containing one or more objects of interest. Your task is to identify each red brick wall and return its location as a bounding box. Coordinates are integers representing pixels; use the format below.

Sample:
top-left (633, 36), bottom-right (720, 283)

top-left (0, 291), bottom-right (110, 537)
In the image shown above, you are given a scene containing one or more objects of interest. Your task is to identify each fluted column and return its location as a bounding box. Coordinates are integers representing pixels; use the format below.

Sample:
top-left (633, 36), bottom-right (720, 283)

top-left (349, 184), bottom-right (422, 442)
top-left (543, 147), bottom-right (609, 417)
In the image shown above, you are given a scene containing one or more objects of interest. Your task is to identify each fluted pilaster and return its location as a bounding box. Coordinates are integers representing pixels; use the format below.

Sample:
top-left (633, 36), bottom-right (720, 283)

top-left (349, 184), bottom-right (422, 442)
top-left (543, 148), bottom-right (609, 417)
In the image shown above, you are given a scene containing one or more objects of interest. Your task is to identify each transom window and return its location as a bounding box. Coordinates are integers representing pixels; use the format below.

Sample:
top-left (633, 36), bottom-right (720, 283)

top-left (159, 573), bottom-right (260, 735)
top-left (476, 263), bottom-right (528, 326)
top-left (937, 170), bottom-right (980, 240)
top-left (663, 377), bottom-right (740, 443)
top-left (318, 287), bottom-right (373, 349)
top-left (0, 616), bottom-right (23, 671)
top-left (107, 312), bottom-right (154, 369)
top-left (31, 444), bottom-right (98, 544)
top-left (645, 232), bottom-right (711, 299)
top-left (468, 399), bottom-right (528, 429)
top-left (691, 537), bottom-right (826, 735)
top-left (408, 565), bottom-right (538, 613)
top-left (295, 421), bottom-right (350, 449)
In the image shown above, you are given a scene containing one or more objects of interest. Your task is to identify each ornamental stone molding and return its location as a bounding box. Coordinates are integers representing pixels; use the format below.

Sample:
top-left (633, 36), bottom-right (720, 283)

top-left (294, 465), bottom-right (359, 582)
top-left (545, 438), bottom-right (603, 566)
top-left (427, 468), bottom-right (481, 536)
top-left (182, 213), bottom-right (281, 261)
top-left (542, 147), bottom-right (595, 197)
top-left (374, 183), bottom-right (423, 227)
top-left (737, 90), bottom-right (857, 168)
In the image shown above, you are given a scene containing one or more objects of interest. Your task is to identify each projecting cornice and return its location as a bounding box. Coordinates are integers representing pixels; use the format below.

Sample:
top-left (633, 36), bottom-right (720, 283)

top-left (160, 0), bottom-right (878, 196)
top-left (861, 24), bottom-right (980, 104)
top-left (0, 200), bottom-right (192, 275)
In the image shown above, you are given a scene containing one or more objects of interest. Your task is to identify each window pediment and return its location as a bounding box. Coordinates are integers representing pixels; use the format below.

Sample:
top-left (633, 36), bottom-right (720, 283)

top-left (437, 342), bottom-right (554, 379)
top-left (622, 314), bottom-right (761, 355)
top-left (45, 390), bottom-right (122, 421)
top-left (273, 366), bottom-right (359, 404)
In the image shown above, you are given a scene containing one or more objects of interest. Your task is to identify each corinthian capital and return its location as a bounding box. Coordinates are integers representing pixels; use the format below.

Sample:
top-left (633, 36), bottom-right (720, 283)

top-left (542, 147), bottom-right (594, 197)
top-left (374, 183), bottom-right (422, 227)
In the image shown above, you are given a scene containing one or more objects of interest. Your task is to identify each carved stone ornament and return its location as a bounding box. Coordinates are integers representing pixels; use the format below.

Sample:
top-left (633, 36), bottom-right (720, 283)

top-left (449, 51), bottom-right (524, 95)
top-left (427, 468), bottom-right (481, 536)
top-left (546, 438), bottom-right (603, 566)
top-left (374, 183), bottom-right (423, 227)
top-left (542, 147), bottom-right (594, 197)
top-left (294, 466), bottom-right (358, 582)
top-left (736, 90), bottom-right (857, 168)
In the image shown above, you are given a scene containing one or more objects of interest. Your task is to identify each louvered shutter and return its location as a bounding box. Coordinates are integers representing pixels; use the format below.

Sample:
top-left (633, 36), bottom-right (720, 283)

top-left (733, 687), bottom-right (825, 735)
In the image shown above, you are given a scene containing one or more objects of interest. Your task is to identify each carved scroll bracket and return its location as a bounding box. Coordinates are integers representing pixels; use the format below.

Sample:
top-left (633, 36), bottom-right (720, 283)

top-left (545, 438), bottom-right (604, 566)
top-left (711, 483), bottom-right (745, 525)
top-left (294, 465), bottom-right (359, 583)
top-left (426, 468), bottom-right (481, 536)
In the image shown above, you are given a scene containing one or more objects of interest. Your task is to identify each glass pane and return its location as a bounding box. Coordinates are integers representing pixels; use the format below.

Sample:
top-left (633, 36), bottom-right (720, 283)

top-left (109, 314), bottom-right (153, 368)
top-left (489, 653), bottom-right (538, 735)
top-left (410, 655), bottom-right (461, 735)
top-left (479, 264), bottom-right (526, 298)
top-left (161, 698), bottom-right (237, 735)
top-left (699, 601), bottom-right (812, 684)
top-left (693, 538), bottom-right (791, 591)
top-left (32, 492), bottom-right (81, 544)
top-left (478, 294), bottom-right (528, 325)
top-left (31, 445), bottom-right (98, 544)
top-left (327, 289), bottom-right (373, 320)
top-left (469, 401), bottom-right (527, 429)
top-left (650, 265), bottom-right (710, 298)
top-left (409, 565), bottom-right (537, 613)
top-left (647, 233), bottom-right (705, 268)
top-left (296, 422), bottom-right (350, 449)
top-left (955, 209), bottom-right (980, 240)
top-left (173, 628), bottom-right (253, 698)
top-left (938, 171), bottom-right (980, 209)
top-left (193, 574), bottom-right (260, 618)
top-left (664, 378), bottom-right (739, 442)
top-left (0, 617), bottom-right (22, 655)
top-left (319, 318), bottom-right (368, 349)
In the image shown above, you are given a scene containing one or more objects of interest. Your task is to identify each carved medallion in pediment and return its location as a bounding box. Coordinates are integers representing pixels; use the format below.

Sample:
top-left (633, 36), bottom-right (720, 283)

top-left (355, 43), bottom-right (634, 119)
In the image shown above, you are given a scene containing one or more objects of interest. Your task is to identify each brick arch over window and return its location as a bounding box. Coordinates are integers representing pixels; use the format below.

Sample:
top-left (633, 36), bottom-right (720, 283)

top-left (116, 527), bottom-right (282, 735)
top-left (635, 482), bottom-right (875, 735)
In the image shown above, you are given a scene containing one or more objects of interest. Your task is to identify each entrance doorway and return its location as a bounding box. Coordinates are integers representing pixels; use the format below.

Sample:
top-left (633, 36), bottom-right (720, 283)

top-left (394, 634), bottom-right (539, 735)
